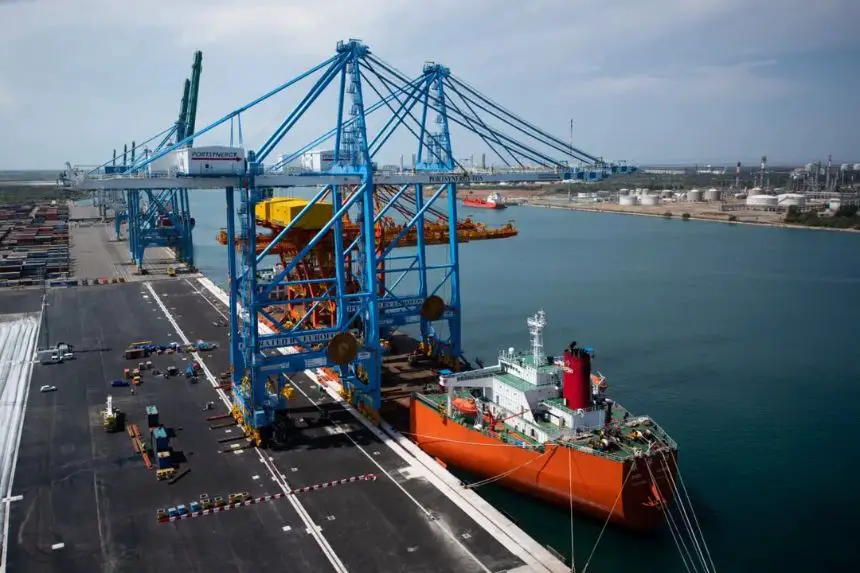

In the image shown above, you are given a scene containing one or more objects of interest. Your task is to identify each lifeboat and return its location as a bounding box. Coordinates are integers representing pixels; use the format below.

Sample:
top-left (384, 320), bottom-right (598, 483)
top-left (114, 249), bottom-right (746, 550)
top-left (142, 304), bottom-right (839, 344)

top-left (452, 397), bottom-right (478, 416)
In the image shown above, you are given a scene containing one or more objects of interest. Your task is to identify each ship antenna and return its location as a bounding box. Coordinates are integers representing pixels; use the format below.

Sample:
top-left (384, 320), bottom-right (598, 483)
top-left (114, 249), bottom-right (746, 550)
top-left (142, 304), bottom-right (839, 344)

top-left (527, 310), bottom-right (547, 366)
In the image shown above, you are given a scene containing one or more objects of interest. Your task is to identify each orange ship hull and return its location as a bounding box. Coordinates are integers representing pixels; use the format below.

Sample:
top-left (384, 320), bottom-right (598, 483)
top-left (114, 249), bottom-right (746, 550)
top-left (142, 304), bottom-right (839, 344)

top-left (409, 397), bottom-right (678, 532)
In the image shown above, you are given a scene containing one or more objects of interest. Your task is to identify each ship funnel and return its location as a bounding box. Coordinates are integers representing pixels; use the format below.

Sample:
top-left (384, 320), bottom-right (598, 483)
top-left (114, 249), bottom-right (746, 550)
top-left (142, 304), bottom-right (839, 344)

top-left (563, 342), bottom-right (591, 410)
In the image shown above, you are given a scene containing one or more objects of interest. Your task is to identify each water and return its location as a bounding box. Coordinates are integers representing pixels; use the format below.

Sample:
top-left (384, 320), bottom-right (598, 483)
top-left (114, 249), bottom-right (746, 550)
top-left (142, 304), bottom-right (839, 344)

top-left (187, 192), bottom-right (860, 571)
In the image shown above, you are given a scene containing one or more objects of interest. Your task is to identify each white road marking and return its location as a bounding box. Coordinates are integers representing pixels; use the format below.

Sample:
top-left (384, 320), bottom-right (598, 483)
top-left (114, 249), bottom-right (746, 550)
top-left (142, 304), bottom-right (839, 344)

top-left (183, 279), bottom-right (491, 572)
top-left (1, 308), bottom-right (43, 573)
top-left (143, 282), bottom-right (348, 573)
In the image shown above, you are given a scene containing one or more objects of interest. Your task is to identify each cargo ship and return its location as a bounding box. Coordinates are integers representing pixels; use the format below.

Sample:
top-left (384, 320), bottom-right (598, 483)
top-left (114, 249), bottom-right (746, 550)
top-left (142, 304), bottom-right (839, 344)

top-left (462, 191), bottom-right (506, 209)
top-left (408, 310), bottom-right (679, 531)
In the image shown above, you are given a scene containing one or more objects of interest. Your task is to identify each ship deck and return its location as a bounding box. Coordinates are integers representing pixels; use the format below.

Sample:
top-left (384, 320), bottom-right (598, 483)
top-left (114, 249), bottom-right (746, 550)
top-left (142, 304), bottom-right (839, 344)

top-left (0, 279), bottom-right (552, 573)
top-left (417, 392), bottom-right (673, 463)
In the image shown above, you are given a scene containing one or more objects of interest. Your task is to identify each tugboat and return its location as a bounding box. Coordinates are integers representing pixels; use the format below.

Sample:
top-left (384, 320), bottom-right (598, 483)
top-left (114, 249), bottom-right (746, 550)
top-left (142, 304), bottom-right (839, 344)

top-left (409, 310), bottom-right (679, 531)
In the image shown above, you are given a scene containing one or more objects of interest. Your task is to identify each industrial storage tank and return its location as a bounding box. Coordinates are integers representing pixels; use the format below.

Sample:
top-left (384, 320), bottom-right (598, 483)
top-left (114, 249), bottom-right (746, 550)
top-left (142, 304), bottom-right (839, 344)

top-left (805, 163), bottom-right (816, 172)
top-left (619, 195), bottom-right (638, 206)
top-left (687, 189), bottom-right (703, 202)
top-left (660, 189), bottom-right (674, 198)
top-left (640, 194), bottom-right (660, 206)
top-left (854, 164), bottom-right (860, 172)
top-left (840, 164), bottom-right (852, 172)
top-left (704, 188), bottom-right (722, 201)
top-left (777, 193), bottom-right (806, 208)
top-left (746, 194), bottom-right (778, 208)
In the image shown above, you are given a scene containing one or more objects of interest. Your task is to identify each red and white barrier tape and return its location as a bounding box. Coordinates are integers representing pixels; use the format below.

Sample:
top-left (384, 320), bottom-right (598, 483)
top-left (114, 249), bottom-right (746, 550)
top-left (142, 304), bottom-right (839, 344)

top-left (158, 473), bottom-right (377, 523)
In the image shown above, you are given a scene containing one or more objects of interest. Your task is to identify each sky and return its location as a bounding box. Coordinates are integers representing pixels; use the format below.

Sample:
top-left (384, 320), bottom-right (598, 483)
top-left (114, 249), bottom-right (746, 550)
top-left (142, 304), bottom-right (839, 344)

top-left (0, 0), bottom-right (858, 170)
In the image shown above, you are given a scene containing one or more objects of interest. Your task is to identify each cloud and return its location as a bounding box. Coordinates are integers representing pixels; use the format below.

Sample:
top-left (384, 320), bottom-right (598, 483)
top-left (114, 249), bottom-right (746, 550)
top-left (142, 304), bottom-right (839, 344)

top-left (0, 82), bottom-right (13, 109)
top-left (573, 59), bottom-right (801, 102)
top-left (0, 0), bottom-right (858, 168)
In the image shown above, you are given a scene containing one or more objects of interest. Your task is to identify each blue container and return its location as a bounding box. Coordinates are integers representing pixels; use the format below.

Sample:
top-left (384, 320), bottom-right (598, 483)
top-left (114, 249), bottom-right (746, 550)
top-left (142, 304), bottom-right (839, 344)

top-left (152, 426), bottom-right (169, 452)
top-left (110, 379), bottom-right (129, 387)
top-left (156, 452), bottom-right (172, 469)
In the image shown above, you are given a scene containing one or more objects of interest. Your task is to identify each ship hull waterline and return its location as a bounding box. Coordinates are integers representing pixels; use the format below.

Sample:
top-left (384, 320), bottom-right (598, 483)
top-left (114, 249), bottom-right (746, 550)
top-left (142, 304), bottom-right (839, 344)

top-left (462, 199), bottom-right (506, 210)
top-left (409, 396), bottom-right (678, 533)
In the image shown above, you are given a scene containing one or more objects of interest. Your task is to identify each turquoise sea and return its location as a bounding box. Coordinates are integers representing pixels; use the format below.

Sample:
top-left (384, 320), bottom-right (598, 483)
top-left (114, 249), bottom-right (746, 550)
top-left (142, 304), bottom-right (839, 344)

top-left (181, 192), bottom-right (860, 572)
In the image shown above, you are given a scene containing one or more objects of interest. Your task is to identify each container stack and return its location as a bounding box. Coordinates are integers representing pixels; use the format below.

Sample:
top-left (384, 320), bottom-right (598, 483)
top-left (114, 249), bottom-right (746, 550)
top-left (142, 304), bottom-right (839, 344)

top-left (0, 201), bottom-right (72, 289)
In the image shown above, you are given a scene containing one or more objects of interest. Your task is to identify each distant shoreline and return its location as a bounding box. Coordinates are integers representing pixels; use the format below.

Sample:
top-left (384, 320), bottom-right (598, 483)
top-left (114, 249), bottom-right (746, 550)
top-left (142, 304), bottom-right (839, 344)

top-left (517, 200), bottom-right (860, 234)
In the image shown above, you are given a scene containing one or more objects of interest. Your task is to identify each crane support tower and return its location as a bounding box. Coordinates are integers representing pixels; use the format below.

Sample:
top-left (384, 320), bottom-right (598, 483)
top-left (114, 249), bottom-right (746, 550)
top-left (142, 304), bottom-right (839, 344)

top-left (96, 51), bottom-right (203, 271)
top-left (63, 39), bottom-right (636, 445)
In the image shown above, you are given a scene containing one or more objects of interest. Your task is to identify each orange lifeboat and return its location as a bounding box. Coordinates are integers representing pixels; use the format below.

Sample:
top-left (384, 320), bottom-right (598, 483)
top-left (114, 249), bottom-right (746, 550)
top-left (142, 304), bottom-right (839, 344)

top-left (452, 397), bottom-right (478, 416)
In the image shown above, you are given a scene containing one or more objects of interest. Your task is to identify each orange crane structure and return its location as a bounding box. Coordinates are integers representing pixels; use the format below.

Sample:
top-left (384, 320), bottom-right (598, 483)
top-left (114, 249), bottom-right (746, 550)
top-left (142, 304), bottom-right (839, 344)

top-left (217, 184), bottom-right (517, 333)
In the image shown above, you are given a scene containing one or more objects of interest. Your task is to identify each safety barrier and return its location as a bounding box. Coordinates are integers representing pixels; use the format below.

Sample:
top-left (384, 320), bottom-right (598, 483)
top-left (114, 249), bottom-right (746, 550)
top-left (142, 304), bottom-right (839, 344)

top-left (157, 473), bottom-right (377, 523)
top-left (77, 276), bottom-right (127, 286)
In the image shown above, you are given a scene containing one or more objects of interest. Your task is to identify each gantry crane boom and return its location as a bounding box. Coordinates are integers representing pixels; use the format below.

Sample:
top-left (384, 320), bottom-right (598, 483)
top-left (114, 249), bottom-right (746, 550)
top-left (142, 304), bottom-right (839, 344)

top-left (63, 39), bottom-right (635, 446)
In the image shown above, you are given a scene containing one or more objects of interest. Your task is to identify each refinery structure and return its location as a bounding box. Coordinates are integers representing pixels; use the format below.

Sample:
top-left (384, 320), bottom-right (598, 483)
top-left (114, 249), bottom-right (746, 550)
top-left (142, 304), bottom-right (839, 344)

top-left (568, 153), bottom-right (860, 216)
top-left (62, 39), bottom-right (635, 446)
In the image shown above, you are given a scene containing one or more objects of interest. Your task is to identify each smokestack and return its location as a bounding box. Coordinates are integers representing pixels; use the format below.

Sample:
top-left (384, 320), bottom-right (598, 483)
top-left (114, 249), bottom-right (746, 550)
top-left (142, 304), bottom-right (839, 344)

top-left (562, 342), bottom-right (592, 411)
top-left (112, 149), bottom-right (117, 167)
top-left (130, 141), bottom-right (136, 164)
top-left (399, 154), bottom-right (404, 172)
top-left (123, 144), bottom-right (128, 166)
top-left (826, 153), bottom-right (832, 190)
top-left (736, 161), bottom-right (741, 188)
top-left (481, 153), bottom-right (486, 170)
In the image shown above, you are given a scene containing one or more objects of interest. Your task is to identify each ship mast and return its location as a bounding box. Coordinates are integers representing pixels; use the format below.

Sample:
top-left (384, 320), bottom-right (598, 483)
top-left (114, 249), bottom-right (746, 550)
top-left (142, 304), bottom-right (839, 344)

top-left (527, 310), bottom-right (547, 365)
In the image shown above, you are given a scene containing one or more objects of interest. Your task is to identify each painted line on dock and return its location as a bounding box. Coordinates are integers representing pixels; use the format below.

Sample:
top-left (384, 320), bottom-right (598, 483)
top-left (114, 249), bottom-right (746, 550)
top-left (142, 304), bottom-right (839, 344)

top-left (143, 282), bottom-right (349, 573)
top-left (0, 303), bottom-right (44, 573)
top-left (183, 280), bottom-right (493, 572)
top-left (160, 474), bottom-right (377, 524)
top-left (192, 277), bottom-right (567, 573)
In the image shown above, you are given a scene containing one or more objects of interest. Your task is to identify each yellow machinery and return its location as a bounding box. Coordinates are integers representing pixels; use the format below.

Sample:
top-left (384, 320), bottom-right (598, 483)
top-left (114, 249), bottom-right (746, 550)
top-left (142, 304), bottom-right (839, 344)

top-left (254, 197), bottom-right (334, 230)
top-left (156, 467), bottom-right (176, 481)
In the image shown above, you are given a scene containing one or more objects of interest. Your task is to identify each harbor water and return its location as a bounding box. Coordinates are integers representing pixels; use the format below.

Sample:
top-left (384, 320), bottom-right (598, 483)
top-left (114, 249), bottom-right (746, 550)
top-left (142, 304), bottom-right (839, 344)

top-left (187, 190), bottom-right (860, 572)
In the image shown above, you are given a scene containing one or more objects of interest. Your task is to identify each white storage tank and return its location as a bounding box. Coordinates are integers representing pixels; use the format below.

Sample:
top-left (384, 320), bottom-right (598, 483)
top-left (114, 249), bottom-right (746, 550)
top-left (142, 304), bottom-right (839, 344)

top-left (687, 189), bottom-right (703, 202)
top-left (300, 149), bottom-right (335, 171)
top-left (746, 194), bottom-right (778, 208)
top-left (619, 195), bottom-right (638, 206)
top-left (704, 188), bottom-right (722, 201)
top-left (829, 200), bottom-right (841, 210)
top-left (805, 163), bottom-right (816, 173)
top-left (840, 164), bottom-right (852, 172)
top-left (640, 194), bottom-right (660, 206)
top-left (854, 164), bottom-right (860, 172)
top-left (175, 146), bottom-right (246, 176)
top-left (660, 189), bottom-right (674, 198)
top-left (777, 193), bottom-right (806, 208)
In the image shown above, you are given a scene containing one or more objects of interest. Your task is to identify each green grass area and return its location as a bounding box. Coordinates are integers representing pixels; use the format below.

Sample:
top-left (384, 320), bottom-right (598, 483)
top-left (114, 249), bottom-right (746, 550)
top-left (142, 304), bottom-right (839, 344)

top-left (785, 204), bottom-right (860, 230)
top-left (0, 185), bottom-right (87, 205)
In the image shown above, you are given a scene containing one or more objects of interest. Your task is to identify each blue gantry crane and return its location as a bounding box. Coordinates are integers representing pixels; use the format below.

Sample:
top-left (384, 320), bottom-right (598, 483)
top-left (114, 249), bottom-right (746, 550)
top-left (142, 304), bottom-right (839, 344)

top-left (95, 52), bottom-right (203, 272)
top-left (65, 39), bottom-right (636, 445)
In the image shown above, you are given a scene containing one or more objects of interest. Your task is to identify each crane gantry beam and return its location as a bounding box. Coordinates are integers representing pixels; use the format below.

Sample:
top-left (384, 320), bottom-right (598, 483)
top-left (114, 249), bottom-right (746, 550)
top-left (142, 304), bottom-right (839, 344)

top-left (63, 38), bottom-right (636, 446)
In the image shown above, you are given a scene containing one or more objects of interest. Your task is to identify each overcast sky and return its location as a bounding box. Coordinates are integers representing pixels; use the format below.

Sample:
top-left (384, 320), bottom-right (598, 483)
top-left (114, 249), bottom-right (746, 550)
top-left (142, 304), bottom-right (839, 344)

top-left (1, 0), bottom-right (858, 170)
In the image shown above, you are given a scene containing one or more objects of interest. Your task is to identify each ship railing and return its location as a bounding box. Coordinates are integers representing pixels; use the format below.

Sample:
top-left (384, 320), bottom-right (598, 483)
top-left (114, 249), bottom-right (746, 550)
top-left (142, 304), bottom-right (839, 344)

top-left (443, 366), bottom-right (502, 383)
